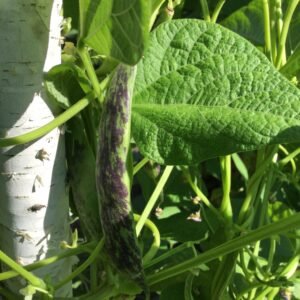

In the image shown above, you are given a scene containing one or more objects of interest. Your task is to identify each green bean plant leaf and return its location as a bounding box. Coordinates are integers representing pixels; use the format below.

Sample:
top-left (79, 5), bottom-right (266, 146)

top-left (79, 0), bottom-right (151, 65)
top-left (280, 46), bottom-right (300, 79)
top-left (132, 19), bottom-right (300, 165)
top-left (44, 63), bottom-right (91, 110)
top-left (221, 0), bottom-right (264, 46)
top-left (287, 5), bottom-right (300, 53)
top-left (221, 0), bottom-right (300, 53)
top-left (68, 133), bottom-right (101, 240)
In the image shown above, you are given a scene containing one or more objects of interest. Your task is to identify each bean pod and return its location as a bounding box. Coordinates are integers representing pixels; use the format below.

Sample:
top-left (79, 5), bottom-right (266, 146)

top-left (96, 64), bottom-right (146, 288)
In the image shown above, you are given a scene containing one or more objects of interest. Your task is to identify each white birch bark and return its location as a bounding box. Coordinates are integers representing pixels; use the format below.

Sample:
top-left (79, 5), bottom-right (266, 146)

top-left (0, 0), bottom-right (72, 297)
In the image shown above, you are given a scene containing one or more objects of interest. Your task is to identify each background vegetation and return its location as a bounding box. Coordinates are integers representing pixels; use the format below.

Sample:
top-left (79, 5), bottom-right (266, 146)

top-left (0, 0), bottom-right (300, 299)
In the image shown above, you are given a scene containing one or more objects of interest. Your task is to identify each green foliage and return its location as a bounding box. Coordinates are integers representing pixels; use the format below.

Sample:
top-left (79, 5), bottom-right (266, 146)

top-left (44, 63), bottom-right (91, 110)
top-left (281, 46), bottom-right (300, 79)
top-left (67, 131), bottom-right (101, 240)
top-left (221, 0), bottom-right (265, 46)
top-left (0, 1), bottom-right (300, 299)
top-left (132, 19), bottom-right (300, 164)
top-left (79, 0), bottom-right (151, 65)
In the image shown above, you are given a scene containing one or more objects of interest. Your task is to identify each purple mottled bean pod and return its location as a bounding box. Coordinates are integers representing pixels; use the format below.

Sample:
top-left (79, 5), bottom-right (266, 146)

top-left (96, 64), bottom-right (146, 289)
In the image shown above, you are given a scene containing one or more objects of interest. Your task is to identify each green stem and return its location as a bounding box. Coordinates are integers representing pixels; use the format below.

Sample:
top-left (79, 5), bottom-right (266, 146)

top-left (211, 155), bottom-right (235, 299)
top-left (256, 180), bottom-right (269, 228)
top-left (149, 0), bottom-right (165, 29)
top-left (238, 147), bottom-right (277, 224)
top-left (144, 242), bottom-right (196, 269)
top-left (274, 0), bottom-right (284, 63)
top-left (263, 0), bottom-right (273, 61)
top-left (77, 45), bottom-right (102, 103)
top-left (278, 145), bottom-right (296, 174)
top-left (219, 155), bottom-right (232, 223)
top-left (135, 166), bottom-right (174, 236)
top-left (0, 250), bottom-right (46, 290)
top-left (79, 0), bottom-right (88, 39)
top-left (269, 0), bottom-right (278, 61)
top-left (255, 286), bottom-right (275, 300)
top-left (0, 242), bottom-right (96, 281)
top-left (183, 168), bottom-right (223, 221)
top-left (239, 250), bottom-right (254, 279)
top-left (152, 0), bottom-right (176, 29)
top-left (245, 247), bottom-right (267, 278)
top-left (53, 239), bottom-right (104, 291)
top-left (243, 171), bottom-right (275, 280)
top-left (280, 254), bottom-right (300, 278)
top-left (236, 283), bottom-right (267, 300)
top-left (184, 273), bottom-right (195, 300)
top-left (238, 178), bottom-right (261, 226)
top-left (211, 0), bottom-right (226, 23)
top-left (278, 146), bottom-right (300, 169)
top-left (199, 0), bottom-right (211, 21)
top-left (147, 212), bottom-right (300, 286)
top-left (0, 93), bottom-right (94, 147)
top-left (134, 214), bottom-right (160, 264)
top-left (133, 157), bottom-right (149, 175)
top-left (211, 252), bottom-right (238, 299)
top-left (256, 157), bottom-right (276, 228)
top-left (275, 0), bottom-right (299, 68)
top-left (267, 288), bottom-right (280, 300)
top-left (248, 287), bottom-right (257, 299)
top-left (211, 156), bottom-right (234, 299)
top-left (266, 237), bottom-right (276, 273)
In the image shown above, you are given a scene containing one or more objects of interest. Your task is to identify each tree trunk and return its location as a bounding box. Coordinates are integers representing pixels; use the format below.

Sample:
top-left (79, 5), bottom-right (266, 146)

top-left (0, 0), bottom-right (72, 297)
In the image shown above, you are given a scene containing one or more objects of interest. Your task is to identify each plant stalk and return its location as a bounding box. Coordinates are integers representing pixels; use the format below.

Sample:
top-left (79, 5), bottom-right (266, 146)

top-left (147, 212), bottom-right (300, 286)
top-left (275, 0), bottom-right (299, 68)
top-left (136, 166), bottom-right (174, 236)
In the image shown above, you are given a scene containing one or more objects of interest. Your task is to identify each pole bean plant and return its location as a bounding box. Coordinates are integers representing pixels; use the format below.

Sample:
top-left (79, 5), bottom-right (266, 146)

top-left (0, 0), bottom-right (300, 299)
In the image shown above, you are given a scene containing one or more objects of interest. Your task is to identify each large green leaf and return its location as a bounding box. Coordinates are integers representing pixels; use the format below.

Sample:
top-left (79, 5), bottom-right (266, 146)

top-left (80, 0), bottom-right (150, 65)
top-left (132, 19), bottom-right (300, 165)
